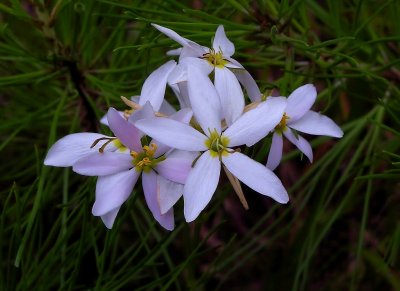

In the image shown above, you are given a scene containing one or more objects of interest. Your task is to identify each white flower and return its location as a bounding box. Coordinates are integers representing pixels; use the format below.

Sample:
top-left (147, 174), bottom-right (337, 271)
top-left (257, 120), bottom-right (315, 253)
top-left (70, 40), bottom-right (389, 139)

top-left (45, 105), bottom-right (195, 230)
top-left (153, 24), bottom-right (262, 124)
top-left (135, 66), bottom-right (289, 222)
top-left (266, 84), bottom-right (344, 170)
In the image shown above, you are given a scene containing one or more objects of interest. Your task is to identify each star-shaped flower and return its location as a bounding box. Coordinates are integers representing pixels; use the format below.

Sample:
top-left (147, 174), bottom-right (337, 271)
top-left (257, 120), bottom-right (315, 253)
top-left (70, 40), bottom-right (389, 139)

top-left (135, 66), bottom-right (288, 222)
top-left (266, 84), bottom-right (344, 170)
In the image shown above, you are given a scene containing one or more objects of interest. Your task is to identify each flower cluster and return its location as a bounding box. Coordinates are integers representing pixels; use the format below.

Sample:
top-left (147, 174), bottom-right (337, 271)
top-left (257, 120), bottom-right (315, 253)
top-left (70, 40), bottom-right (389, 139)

top-left (44, 24), bottom-right (343, 230)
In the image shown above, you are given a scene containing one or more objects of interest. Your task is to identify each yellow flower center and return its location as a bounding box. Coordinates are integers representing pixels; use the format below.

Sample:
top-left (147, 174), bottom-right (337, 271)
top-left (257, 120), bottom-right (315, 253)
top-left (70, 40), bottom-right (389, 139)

top-left (202, 48), bottom-right (228, 68)
top-left (112, 139), bottom-right (127, 152)
top-left (275, 113), bottom-right (290, 133)
top-left (205, 129), bottom-right (230, 158)
top-left (130, 143), bottom-right (165, 172)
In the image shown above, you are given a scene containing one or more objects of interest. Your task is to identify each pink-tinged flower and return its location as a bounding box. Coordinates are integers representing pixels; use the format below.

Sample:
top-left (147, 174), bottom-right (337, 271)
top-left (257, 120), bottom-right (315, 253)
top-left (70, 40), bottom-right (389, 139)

top-left (266, 84), bottom-right (344, 170)
top-left (45, 106), bottom-right (194, 230)
top-left (135, 66), bottom-right (289, 222)
top-left (152, 24), bottom-right (262, 123)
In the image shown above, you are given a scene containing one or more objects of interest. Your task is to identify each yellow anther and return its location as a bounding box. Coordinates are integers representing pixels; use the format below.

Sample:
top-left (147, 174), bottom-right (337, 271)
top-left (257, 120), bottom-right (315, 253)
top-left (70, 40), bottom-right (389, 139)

top-left (130, 151), bottom-right (138, 158)
top-left (143, 143), bottom-right (157, 157)
top-left (202, 48), bottom-right (228, 68)
top-left (123, 109), bottom-right (134, 119)
top-left (275, 113), bottom-right (290, 132)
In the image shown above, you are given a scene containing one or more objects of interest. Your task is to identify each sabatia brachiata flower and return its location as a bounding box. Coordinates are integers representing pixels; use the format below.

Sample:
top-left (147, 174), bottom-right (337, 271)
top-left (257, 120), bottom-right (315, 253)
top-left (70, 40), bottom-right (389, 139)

top-left (135, 66), bottom-right (289, 222)
top-left (266, 84), bottom-right (344, 170)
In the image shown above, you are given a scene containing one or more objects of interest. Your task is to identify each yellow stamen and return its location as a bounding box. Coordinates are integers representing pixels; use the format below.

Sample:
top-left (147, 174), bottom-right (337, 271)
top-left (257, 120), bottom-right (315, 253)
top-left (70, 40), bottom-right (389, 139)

top-left (202, 48), bottom-right (228, 68)
top-left (275, 113), bottom-right (290, 132)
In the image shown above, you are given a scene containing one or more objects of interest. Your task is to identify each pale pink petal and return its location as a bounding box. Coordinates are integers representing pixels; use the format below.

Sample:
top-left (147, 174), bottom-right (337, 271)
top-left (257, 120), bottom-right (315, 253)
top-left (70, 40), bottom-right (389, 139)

top-left (73, 152), bottom-right (133, 176)
top-left (233, 69), bottom-right (261, 102)
top-left (286, 84), bottom-right (317, 122)
top-left (157, 175), bottom-right (183, 214)
top-left (187, 66), bottom-right (222, 134)
top-left (266, 132), bottom-right (283, 170)
top-left (212, 25), bottom-right (235, 57)
top-left (283, 129), bottom-right (313, 162)
top-left (100, 207), bottom-right (120, 229)
top-left (92, 168), bottom-right (140, 216)
top-left (142, 171), bottom-right (174, 230)
top-left (134, 117), bottom-right (207, 151)
top-left (224, 97), bottom-right (286, 147)
top-left (156, 156), bottom-right (193, 184)
top-left (222, 152), bottom-right (289, 203)
top-left (128, 101), bottom-right (155, 123)
top-left (183, 151), bottom-right (221, 222)
top-left (44, 133), bottom-right (111, 167)
top-left (139, 60), bottom-right (176, 111)
top-left (107, 108), bottom-right (142, 152)
top-left (289, 111), bottom-right (344, 138)
top-left (160, 99), bottom-right (177, 115)
top-left (214, 67), bottom-right (244, 126)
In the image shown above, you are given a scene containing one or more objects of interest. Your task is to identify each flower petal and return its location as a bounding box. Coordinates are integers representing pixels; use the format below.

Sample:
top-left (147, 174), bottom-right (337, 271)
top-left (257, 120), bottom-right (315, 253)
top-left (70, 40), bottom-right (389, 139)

top-left (139, 60), bottom-right (176, 111)
top-left (92, 168), bottom-right (139, 216)
top-left (160, 99), bottom-right (177, 115)
top-left (73, 152), bottom-right (133, 176)
top-left (289, 111), bottom-right (344, 138)
top-left (152, 23), bottom-right (191, 47)
top-left (167, 47), bottom-right (182, 56)
top-left (224, 97), bottom-right (286, 147)
top-left (142, 171), bottom-right (174, 230)
top-left (183, 151), bottom-right (221, 222)
top-left (134, 117), bottom-right (207, 151)
top-left (286, 84), bottom-right (317, 122)
top-left (44, 133), bottom-right (111, 167)
top-left (187, 65), bottom-right (222, 134)
top-left (156, 156), bottom-right (193, 184)
top-left (128, 101), bottom-right (155, 124)
top-left (100, 207), bottom-right (120, 229)
top-left (222, 152), bottom-right (289, 203)
top-left (107, 108), bottom-right (142, 152)
top-left (266, 132), bottom-right (283, 170)
top-left (233, 69), bottom-right (261, 102)
top-left (212, 25), bottom-right (235, 57)
top-left (214, 67), bottom-right (244, 126)
top-left (157, 175), bottom-right (183, 214)
top-left (283, 129), bottom-right (313, 162)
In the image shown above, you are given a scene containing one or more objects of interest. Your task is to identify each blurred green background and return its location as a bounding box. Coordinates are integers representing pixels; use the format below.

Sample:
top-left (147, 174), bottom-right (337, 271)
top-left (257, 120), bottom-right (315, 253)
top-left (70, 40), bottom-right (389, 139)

top-left (1, 0), bottom-right (399, 290)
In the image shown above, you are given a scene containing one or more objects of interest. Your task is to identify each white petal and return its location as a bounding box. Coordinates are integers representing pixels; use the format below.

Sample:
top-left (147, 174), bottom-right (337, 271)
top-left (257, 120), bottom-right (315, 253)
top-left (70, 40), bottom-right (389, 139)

top-left (156, 156), bottom-right (193, 184)
top-left (183, 151), bottom-right (221, 222)
top-left (167, 48), bottom-right (182, 56)
top-left (159, 99), bottom-right (177, 115)
top-left (289, 111), bottom-right (344, 138)
top-left (152, 23), bottom-right (191, 47)
top-left (283, 129), bottom-right (313, 162)
top-left (73, 152), bottom-right (133, 176)
top-left (214, 67), bottom-right (244, 126)
top-left (266, 132), bottom-right (283, 170)
top-left (222, 152), bottom-right (288, 203)
top-left (187, 65), bottom-right (222, 134)
top-left (92, 168), bottom-right (139, 216)
top-left (134, 117), bottom-right (207, 151)
top-left (233, 69), bottom-right (262, 102)
top-left (180, 57), bottom-right (213, 76)
top-left (179, 44), bottom-right (205, 59)
top-left (177, 82), bottom-right (191, 108)
top-left (142, 171), bottom-right (174, 230)
top-left (139, 61), bottom-right (176, 111)
top-left (107, 108), bottom-right (142, 152)
top-left (286, 84), bottom-right (317, 122)
top-left (212, 25), bottom-right (235, 57)
top-left (224, 57), bottom-right (244, 69)
top-left (100, 207), bottom-right (120, 229)
top-left (157, 175), bottom-right (183, 214)
top-left (151, 108), bottom-right (194, 157)
top-left (128, 101), bottom-right (155, 124)
top-left (224, 97), bottom-right (286, 147)
top-left (44, 133), bottom-right (111, 167)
